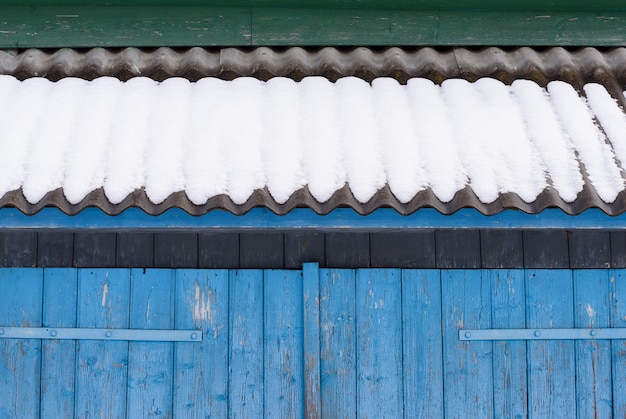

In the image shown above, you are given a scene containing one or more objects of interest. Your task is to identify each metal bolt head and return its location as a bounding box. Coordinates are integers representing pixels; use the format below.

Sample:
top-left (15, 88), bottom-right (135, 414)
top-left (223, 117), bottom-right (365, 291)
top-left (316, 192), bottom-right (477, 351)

top-left (191, 333), bottom-right (198, 340)
top-left (105, 331), bottom-right (113, 338)
top-left (534, 330), bottom-right (541, 337)
top-left (50, 330), bottom-right (57, 337)
top-left (465, 332), bottom-right (472, 339)
top-left (590, 330), bottom-right (597, 337)
top-left (0, 328), bottom-right (4, 335)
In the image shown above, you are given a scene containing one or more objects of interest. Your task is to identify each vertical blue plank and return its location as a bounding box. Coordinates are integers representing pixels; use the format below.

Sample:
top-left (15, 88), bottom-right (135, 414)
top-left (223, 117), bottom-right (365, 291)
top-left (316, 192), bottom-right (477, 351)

top-left (573, 269), bottom-right (613, 418)
top-left (401, 269), bottom-right (443, 418)
top-left (356, 269), bottom-right (403, 418)
top-left (127, 269), bottom-right (175, 418)
top-left (303, 263), bottom-right (321, 419)
top-left (526, 269), bottom-right (576, 418)
top-left (264, 269), bottom-right (304, 419)
top-left (319, 269), bottom-right (357, 419)
top-left (41, 268), bottom-right (78, 418)
top-left (489, 270), bottom-right (527, 419)
top-left (442, 270), bottom-right (494, 419)
top-left (610, 269), bottom-right (626, 417)
top-left (229, 269), bottom-right (264, 418)
top-left (0, 268), bottom-right (43, 419)
top-left (75, 269), bottom-right (130, 418)
top-left (173, 269), bottom-right (229, 417)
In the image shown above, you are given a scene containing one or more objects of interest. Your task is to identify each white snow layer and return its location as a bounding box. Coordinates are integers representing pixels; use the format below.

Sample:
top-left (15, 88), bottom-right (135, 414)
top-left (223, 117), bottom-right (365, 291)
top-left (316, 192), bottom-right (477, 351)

top-left (0, 74), bottom-right (624, 206)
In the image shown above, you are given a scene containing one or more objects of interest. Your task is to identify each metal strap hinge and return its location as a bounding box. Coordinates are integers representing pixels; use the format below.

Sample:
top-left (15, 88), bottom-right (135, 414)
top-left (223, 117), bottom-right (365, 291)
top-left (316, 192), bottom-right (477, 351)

top-left (460, 328), bottom-right (626, 341)
top-left (0, 327), bottom-right (202, 342)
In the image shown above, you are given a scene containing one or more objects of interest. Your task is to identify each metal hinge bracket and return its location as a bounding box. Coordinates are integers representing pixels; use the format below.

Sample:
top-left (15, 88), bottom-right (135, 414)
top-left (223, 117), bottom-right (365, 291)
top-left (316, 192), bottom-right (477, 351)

top-left (460, 328), bottom-right (626, 341)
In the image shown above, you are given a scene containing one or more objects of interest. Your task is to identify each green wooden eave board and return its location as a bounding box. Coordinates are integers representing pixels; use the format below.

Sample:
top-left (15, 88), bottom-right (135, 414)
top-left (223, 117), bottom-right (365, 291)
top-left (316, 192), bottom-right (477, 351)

top-left (1, 6), bottom-right (626, 48)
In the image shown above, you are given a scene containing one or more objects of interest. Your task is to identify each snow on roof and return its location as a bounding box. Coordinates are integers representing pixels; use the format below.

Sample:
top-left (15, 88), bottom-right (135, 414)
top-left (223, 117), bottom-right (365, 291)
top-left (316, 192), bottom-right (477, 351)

top-left (0, 73), bottom-right (625, 215)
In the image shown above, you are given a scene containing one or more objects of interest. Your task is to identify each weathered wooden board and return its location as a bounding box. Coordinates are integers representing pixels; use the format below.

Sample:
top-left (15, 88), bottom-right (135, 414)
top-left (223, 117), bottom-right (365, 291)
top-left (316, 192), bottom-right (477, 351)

top-left (610, 269), bottom-right (626, 417)
top-left (174, 269), bottom-right (229, 417)
top-left (526, 270), bottom-right (576, 417)
top-left (401, 269), bottom-right (443, 418)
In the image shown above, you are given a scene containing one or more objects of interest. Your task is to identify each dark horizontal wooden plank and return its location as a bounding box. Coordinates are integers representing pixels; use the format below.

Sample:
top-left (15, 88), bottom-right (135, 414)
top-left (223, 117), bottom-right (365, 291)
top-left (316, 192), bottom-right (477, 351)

top-left (481, 230), bottom-right (523, 269)
top-left (611, 232), bottom-right (626, 268)
top-left (38, 232), bottom-right (73, 267)
top-left (73, 232), bottom-right (117, 268)
top-left (325, 232), bottom-right (369, 268)
top-left (117, 232), bottom-right (154, 268)
top-left (523, 230), bottom-right (569, 268)
top-left (154, 233), bottom-right (198, 268)
top-left (0, 231), bottom-right (37, 267)
top-left (370, 232), bottom-right (435, 268)
top-left (436, 230), bottom-right (480, 269)
top-left (1, 7), bottom-right (624, 48)
top-left (569, 230), bottom-right (611, 269)
top-left (199, 232), bottom-right (239, 269)
top-left (284, 232), bottom-right (324, 269)
top-left (240, 232), bottom-right (283, 269)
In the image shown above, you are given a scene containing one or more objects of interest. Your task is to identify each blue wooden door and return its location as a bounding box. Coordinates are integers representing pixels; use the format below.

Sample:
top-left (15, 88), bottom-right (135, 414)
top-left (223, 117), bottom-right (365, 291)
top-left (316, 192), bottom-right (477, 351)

top-left (1, 266), bottom-right (625, 417)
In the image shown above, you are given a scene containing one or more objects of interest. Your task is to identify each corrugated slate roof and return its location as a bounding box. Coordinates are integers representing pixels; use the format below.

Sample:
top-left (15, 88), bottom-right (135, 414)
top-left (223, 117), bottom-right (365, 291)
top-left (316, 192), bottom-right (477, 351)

top-left (1, 47), bottom-right (626, 215)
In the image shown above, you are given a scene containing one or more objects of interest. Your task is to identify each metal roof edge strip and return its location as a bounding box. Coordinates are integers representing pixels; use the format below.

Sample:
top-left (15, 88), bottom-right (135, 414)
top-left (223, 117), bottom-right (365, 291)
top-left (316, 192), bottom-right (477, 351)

top-left (1, 207), bottom-right (625, 231)
top-left (1, 7), bottom-right (626, 48)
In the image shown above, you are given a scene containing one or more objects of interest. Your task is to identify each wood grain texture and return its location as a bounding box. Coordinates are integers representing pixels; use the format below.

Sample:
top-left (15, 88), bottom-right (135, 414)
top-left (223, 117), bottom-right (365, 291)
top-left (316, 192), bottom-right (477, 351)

top-left (41, 268), bottom-right (78, 419)
top-left (401, 269), bottom-right (443, 418)
top-left (73, 233), bottom-right (117, 268)
top-left (303, 263), bottom-right (322, 419)
top-left (442, 270), bottom-right (494, 418)
top-left (610, 269), bottom-right (626, 417)
top-left (370, 232), bottom-right (435, 268)
top-left (523, 231), bottom-right (569, 268)
top-left (325, 233), bottom-right (369, 268)
top-left (573, 269), bottom-right (613, 418)
top-left (488, 269), bottom-right (527, 418)
top-left (0, 232), bottom-right (37, 267)
top-left (38, 232), bottom-right (73, 267)
top-left (127, 269), bottom-right (175, 418)
top-left (116, 232), bottom-right (154, 268)
top-left (356, 269), bottom-right (403, 418)
top-left (436, 230), bottom-right (481, 268)
top-left (319, 269), bottom-right (357, 419)
top-left (264, 269), bottom-right (305, 418)
top-left (174, 269), bottom-right (229, 417)
top-left (154, 233), bottom-right (198, 268)
top-left (229, 269), bottom-right (264, 418)
top-left (75, 269), bottom-right (130, 418)
top-left (526, 270), bottom-right (576, 418)
top-left (0, 269), bottom-right (43, 419)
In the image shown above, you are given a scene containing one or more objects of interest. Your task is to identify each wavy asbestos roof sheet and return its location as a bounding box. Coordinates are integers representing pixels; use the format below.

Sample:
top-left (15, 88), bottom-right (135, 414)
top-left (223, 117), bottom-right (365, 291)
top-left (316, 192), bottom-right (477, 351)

top-left (1, 47), bottom-right (626, 215)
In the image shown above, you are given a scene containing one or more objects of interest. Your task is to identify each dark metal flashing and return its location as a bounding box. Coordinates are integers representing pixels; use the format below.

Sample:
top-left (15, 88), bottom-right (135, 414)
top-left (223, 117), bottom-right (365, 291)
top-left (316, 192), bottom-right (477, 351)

top-left (0, 230), bottom-right (621, 269)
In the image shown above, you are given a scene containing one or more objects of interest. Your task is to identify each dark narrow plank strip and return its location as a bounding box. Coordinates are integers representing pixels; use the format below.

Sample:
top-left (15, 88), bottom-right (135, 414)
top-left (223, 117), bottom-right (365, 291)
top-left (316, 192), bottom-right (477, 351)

top-left (371, 232), bottom-right (435, 268)
top-left (229, 270), bottom-right (264, 418)
top-left (0, 269), bottom-right (43, 418)
top-left (526, 270), bottom-right (576, 416)
top-left (73, 232), bottom-right (117, 268)
top-left (319, 269), bottom-right (357, 418)
top-left (481, 230), bottom-right (523, 268)
top-left (174, 269), bottom-right (230, 417)
top-left (441, 270), bottom-right (493, 418)
top-left (356, 269), bottom-right (403, 417)
top-left (573, 270), bottom-right (612, 418)
top-left (569, 231), bottom-right (611, 268)
top-left (264, 270), bottom-right (304, 418)
top-left (523, 231), bottom-right (569, 268)
top-left (116, 232), bottom-right (154, 268)
top-left (611, 232), bottom-right (626, 268)
top-left (38, 232), bottom-right (73, 267)
top-left (436, 230), bottom-right (481, 268)
top-left (199, 232), bottom-right (239, 268)
top-left (0, 231), bottom-right (37, 267)
top-left (489, 270), bottom-right (527, 418)
top-left (240, 232), bottom-right (283, 269)
top-left (41, 268), bottom-right (78, 418)
top-left (325, 233), bottom-right (369, 268)
top-left (303, 263), bottom-right (322, 419)
top-left (285, 232), bottom-right (324, 269)
top-left (402, 269), bottom-right (443, 417)
top-left (75, 269), bottom-right (130, 418)
top-left (127, 269), bottom-right (175, 418)
top-left (610, 269), bottom-right (626, 417)
top-left (154, 233), bottom-right (198, 268)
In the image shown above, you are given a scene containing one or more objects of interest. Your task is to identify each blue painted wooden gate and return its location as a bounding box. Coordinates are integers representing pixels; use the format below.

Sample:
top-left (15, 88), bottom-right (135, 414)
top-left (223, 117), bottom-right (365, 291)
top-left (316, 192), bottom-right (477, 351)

top-left (1, 266), bottom-right (625, 417)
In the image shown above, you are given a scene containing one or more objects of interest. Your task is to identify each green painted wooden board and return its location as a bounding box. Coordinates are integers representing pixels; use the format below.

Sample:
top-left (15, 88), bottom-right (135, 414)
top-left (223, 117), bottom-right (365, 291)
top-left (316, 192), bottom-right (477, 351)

top-left (0, 6), bottom-right (625, 47)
